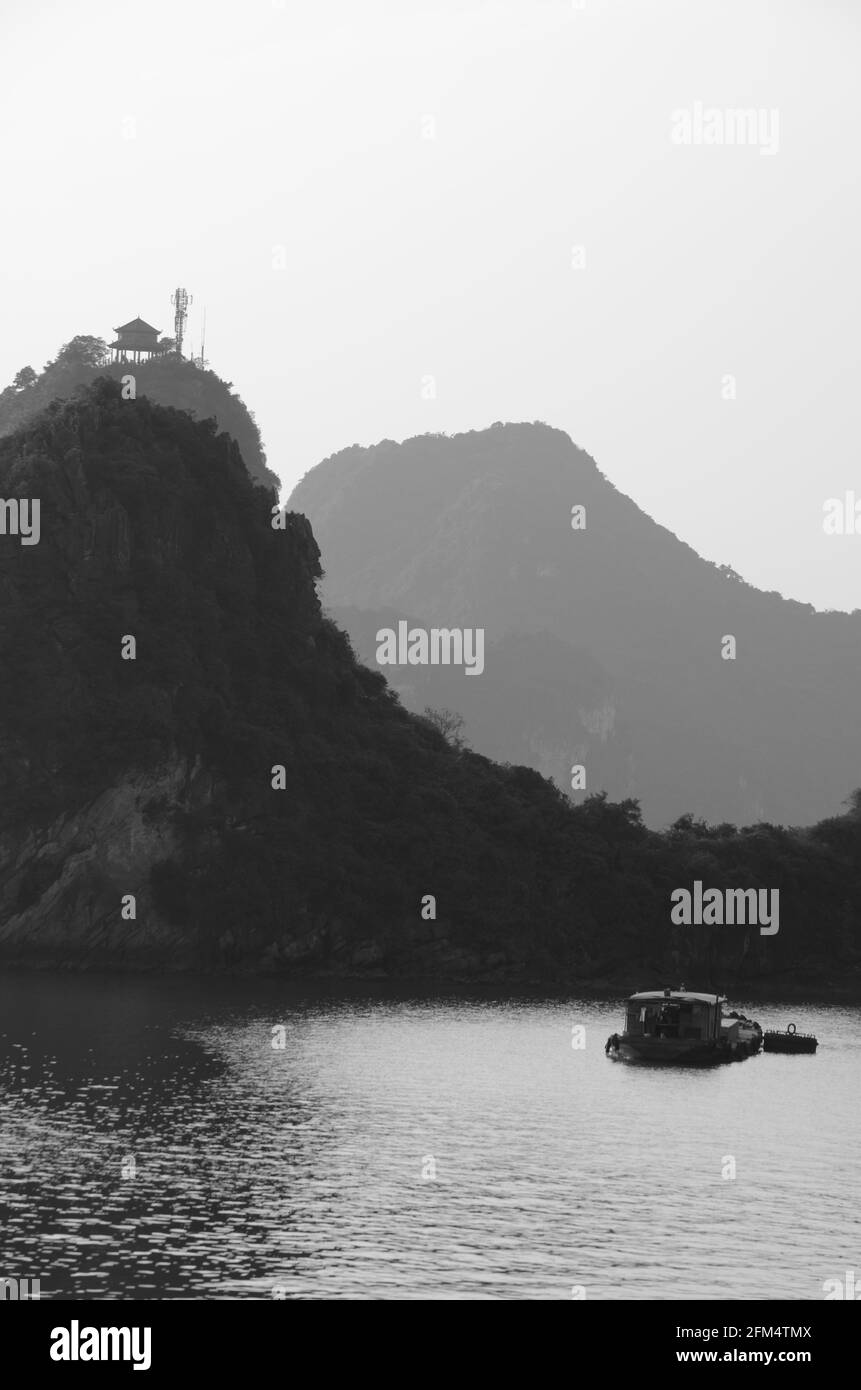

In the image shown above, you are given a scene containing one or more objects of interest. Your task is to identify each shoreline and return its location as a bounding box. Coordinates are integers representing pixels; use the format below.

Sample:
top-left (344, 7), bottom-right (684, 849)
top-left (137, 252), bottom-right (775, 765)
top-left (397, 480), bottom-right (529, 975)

top-left (1, 956), bottom-right (859, 1004)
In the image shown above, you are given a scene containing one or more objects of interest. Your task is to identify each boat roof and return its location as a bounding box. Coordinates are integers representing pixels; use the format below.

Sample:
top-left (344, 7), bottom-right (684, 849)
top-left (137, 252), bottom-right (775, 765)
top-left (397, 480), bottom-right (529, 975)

top-left (628, 991), bottom-right (726, 1005)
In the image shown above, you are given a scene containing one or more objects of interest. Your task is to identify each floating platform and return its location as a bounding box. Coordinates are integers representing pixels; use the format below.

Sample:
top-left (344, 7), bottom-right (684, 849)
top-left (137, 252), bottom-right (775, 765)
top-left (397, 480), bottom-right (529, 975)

top-left (763, 1024), bottom-right (817, 1054)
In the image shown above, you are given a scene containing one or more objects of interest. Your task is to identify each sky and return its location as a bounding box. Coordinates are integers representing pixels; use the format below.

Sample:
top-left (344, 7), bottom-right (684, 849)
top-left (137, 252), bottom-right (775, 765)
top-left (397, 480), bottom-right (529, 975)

top-left (1, 0), bottom-right (859, 611)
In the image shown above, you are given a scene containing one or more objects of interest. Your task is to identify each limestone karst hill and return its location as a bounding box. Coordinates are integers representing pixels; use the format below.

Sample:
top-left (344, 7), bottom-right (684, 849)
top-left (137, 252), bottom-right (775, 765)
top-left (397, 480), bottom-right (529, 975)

top-left (289, 422), bottom-right (861, 829)
top-left (0, 338), bottom-right (277, 491)
top-left (0, 382), bottom-right (859, 990)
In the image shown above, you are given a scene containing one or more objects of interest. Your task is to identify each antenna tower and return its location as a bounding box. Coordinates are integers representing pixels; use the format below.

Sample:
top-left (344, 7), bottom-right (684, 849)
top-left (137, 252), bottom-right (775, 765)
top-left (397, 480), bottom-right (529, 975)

top-left (170, 287), bottom-right (193, 357)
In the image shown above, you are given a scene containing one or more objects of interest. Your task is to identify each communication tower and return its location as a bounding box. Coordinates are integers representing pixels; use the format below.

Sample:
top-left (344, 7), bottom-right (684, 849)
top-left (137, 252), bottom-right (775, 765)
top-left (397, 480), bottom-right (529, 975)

top-left (170, 287), bottom-right (192, 358)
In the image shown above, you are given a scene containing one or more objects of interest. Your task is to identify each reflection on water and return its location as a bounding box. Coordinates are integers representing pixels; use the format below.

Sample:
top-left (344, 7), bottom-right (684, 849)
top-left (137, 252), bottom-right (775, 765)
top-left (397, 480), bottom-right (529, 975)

top-left (0, 972), bottom-right (858, 1299)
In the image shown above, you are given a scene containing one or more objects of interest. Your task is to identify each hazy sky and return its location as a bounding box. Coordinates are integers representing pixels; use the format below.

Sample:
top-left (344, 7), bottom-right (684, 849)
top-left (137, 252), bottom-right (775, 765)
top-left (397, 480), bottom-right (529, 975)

top-left (1, 0), bottom-right (858, 610)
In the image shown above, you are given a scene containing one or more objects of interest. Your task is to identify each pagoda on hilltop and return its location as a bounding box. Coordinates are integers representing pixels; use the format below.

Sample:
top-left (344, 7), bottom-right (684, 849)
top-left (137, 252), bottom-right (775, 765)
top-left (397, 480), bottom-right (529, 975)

top-left (109, 317), bottom-right (165, 364)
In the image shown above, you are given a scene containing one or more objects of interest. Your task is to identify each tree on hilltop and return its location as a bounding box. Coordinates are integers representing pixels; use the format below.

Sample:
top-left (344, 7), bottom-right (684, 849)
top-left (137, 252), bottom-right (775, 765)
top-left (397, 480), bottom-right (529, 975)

top-left (55, 336), bottom-right (108, 368)
top-left (423, 706), bottom-right (468, 750)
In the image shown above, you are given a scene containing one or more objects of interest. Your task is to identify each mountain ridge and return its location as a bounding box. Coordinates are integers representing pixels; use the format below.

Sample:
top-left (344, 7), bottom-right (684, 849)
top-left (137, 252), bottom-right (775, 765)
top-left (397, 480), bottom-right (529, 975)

top-left (289, 422), bottom-right (861, 827)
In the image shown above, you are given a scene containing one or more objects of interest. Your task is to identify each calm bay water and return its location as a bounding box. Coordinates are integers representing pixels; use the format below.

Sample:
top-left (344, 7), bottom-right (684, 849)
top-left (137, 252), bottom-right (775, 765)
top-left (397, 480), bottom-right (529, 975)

top-left (0, 972), bottom-right (858, 1300)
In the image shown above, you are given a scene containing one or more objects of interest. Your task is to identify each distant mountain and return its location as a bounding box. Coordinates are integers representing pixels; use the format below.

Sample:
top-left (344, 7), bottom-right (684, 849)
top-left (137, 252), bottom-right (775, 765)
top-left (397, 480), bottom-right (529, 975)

top-left (0, 337), bottom-right (278, 490)
top-left (331, 604), bottom-right (637, 796)
top-left (0, 384), bottom-right (859, 991)
top-left (291, 422), bottom-right (861, 828)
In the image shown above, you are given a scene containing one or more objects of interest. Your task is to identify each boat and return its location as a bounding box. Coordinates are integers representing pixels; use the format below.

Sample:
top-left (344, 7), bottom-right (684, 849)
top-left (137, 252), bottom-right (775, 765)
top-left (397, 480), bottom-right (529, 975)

top-left (605, 988), bottom-right (761, 1065)
top-left (763, 1023), bottom-right (818, 1054)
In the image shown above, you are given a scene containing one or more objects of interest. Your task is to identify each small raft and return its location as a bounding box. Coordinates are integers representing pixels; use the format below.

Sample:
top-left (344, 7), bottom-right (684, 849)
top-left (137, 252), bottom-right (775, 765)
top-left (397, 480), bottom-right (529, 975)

top-left (763, 1022), bottom-right (817, 1054)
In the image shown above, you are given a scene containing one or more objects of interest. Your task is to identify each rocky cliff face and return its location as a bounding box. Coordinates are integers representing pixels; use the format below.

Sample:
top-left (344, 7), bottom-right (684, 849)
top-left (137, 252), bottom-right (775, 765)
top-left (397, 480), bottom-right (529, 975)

top-left (0, 758), bottom-right (203, 965)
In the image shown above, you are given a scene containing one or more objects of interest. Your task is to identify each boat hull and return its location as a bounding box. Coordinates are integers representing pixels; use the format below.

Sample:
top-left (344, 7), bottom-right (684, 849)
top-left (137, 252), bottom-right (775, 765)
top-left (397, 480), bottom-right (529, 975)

top-left (617, 1037), bottom-right (737, 1066)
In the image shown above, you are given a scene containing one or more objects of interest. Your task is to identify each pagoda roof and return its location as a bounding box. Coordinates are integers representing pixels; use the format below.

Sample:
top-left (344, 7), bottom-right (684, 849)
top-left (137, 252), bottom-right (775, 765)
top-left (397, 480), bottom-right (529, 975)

top-left (113, 317), bottom-right (160, 334)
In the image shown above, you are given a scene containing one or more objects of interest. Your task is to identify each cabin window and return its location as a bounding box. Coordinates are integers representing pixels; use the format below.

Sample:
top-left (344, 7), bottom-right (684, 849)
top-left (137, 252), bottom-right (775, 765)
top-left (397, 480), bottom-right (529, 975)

top-left (654, 1004), bottom-right (680, 1037)
top-left (625, 998), bottom-right (717, 1041)
top-left (678, 1003), bottom-right (700, 1039)
top-left (632, 1004), bottom-right (681, 1037)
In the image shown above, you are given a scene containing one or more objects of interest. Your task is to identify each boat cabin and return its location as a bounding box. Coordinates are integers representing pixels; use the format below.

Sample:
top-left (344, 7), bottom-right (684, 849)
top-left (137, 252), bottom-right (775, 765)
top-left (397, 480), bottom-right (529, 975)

top-left (625, 990), bottom-right (724, 1042)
